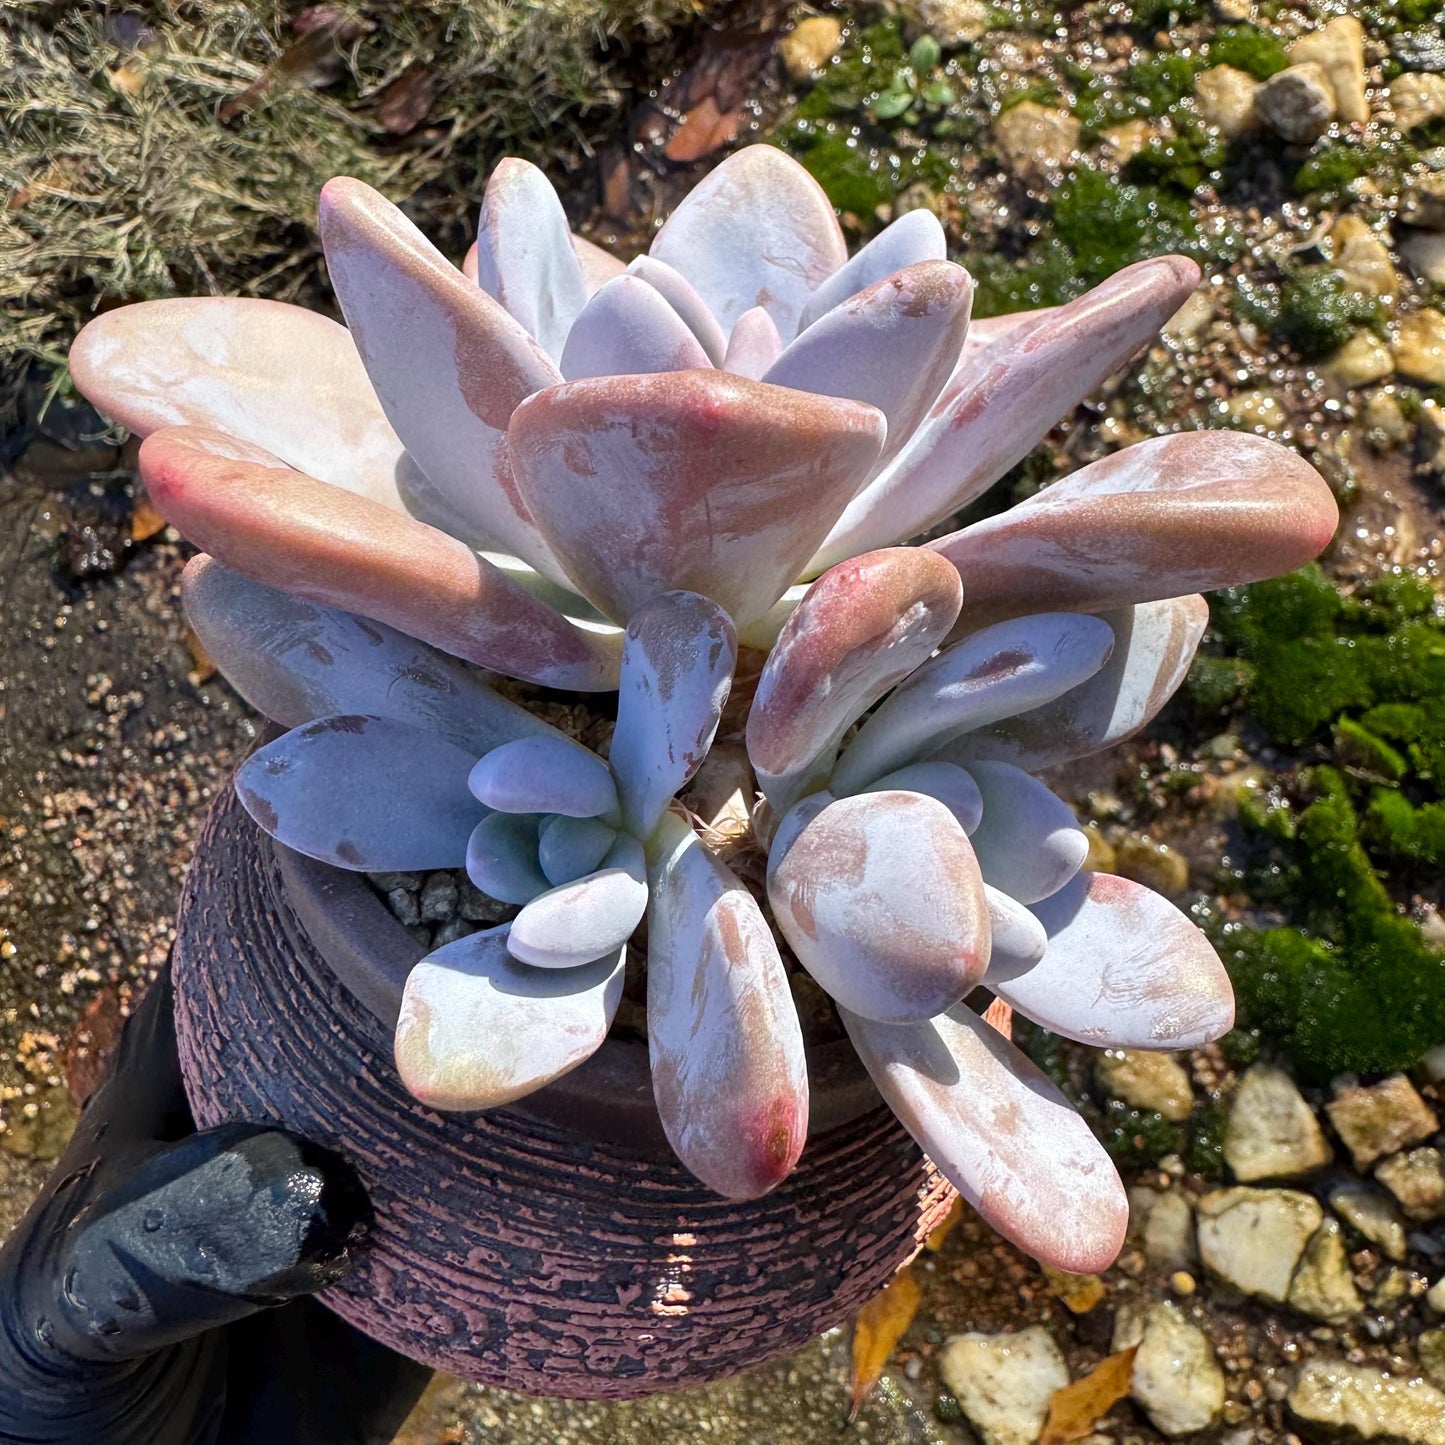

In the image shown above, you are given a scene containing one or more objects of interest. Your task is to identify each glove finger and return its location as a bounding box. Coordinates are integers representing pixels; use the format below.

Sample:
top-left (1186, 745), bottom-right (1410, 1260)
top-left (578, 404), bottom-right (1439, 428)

top-left (51, 1124), bottom-right (369, 1362)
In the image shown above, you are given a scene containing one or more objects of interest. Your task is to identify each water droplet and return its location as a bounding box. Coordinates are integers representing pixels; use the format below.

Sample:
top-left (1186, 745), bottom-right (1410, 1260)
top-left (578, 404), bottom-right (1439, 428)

top-left (142, 1208), bottom-right (165, 1233)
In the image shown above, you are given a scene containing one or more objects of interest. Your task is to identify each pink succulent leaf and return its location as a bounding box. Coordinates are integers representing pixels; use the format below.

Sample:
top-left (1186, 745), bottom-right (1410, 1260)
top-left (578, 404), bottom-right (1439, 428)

top-left (767, 790), bottom-right (990, 1024)
top-left (317, 176), bottom-right (567, 582)
top-left (506, 369), bottom-right (885, 627)
top-left (467, 735), bottom-right (619, 819)
top-left (830, 612), bottom-right (1116, 794)
top-left (181, 555), bottom-right (548, 756)
top-left (236, 715), bottom-right (482, 871)
top-left (461, 241), bottom-right (478, 283)
top-left (721, 306), bottom-right (784, 379)
top-left (139, 426), bottom-right (620, 691)
top-left (647, 810), bottom-right (808, 1200)
top-left (648, 145), bottom-right (847, 339)
top-left (951, 306), bottom-right (1056, 369)
top-left (840, 1004), bottom-right (1128, 1273)
top-left (395, 926), bottom-right (624, 1111)
top-left (747, 548), bottom-right (962, 815)
top-left (610, 591), bottom-right (737, 841)
top-left (983, 885), bottom-right (1049, 976)
top-left (624, 255), bottom-right (728, 364)
top-left (945, 595), bottom-right (1209, 772)
top-left (574, 233), bottom-right (629, 296)
top-left (960, 761), bottom-right (1090, 907)
top-left (812, 255), bottom-right (1201, 570)
top-left (560, 275), bottom-right (712, 381)
top-left (931, 432), bottom-right (1340, 629)
top-left (538, 815), bottom-right (619, 886)
top-left (860, 761), bottom-right (983, 834)
top-left (996, 872), bottom-right (1235, 1048)
top-left (765, 261), bottom-right (973, 472)
top-left (795, 208), bottom-right (947, 334)
top-left (472, 158), bottom-right (588, 360)
top-left (68, 298), bottom-right (406, 511)
top-left (508, 835), bottom-right (648, 969)
top-left (466, 813), bottom-right (548, 904)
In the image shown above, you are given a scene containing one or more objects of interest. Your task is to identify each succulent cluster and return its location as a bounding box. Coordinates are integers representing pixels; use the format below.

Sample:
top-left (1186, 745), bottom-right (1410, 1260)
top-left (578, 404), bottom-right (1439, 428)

top-left (71, 145), bottom-right (1337, 1272)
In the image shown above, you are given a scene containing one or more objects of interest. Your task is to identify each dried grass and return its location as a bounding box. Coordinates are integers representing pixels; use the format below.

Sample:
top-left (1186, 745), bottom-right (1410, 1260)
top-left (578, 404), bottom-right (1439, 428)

top-left (0, 0), bottom-right (700, 413)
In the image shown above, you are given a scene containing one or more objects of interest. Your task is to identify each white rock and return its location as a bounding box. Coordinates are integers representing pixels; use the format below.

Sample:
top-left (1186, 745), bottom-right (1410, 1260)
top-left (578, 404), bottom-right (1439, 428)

top-left (1140, 1188), bottom-right (1198, 1272)
top-left (1402, 232), bottom-right (1445, 286)
top-left (1394, 310), bottom-right (1445, 387)
top-left (1288, 1360), bottom-right (1445, 1445)
top-left (1255, 63), bottom-right (1337, 143)
top-left (1287, 1219), bottom-right (1364, 1323)
top-left (1224, 1064), bottom-right (1332, 1182)
top-left (1197, 1187), bottom-right (1323, 1303)
top-left (1377, 1147), bottom-right (1445, 1221)
top-left (1287, 16), bottom-right (1367, 124)
top-left (1328, 216), bottom-right (1399, 298)
top-left (906, 0), bottom-right (991, 45)
top-left (1194, 64), bottom-right (1260, 139)
top-left (1095, 1050), bottom-right (1194, 1121)
top-left (938, 1327), bottom-right (1069, 1445)
top-left (779, 17), bottom-right (842, 82)
top-left (1114, 1301), bottom-right (1225, 1437)
top-left (1326, 1073), bottom-right (1438, 1170)
top-left (1391, 72), bottom-right (1445, 131)
top-left (993, 102), bottom-right (1082, 185)
top-left (1330, 1185), bottom-right (1410, 1262)
top-left (1428, 1275), bottom-right (1445, 1314)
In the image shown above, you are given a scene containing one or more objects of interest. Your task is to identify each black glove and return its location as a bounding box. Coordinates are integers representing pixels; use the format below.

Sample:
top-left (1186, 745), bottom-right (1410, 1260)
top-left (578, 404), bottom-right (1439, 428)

top-left (0, 966), bottom-right (432, 1445)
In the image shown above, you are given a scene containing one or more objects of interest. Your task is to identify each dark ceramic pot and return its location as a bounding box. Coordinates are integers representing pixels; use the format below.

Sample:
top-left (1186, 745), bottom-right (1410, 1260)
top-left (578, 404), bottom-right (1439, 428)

top-left (171, 783), bottom-right (955, 1399)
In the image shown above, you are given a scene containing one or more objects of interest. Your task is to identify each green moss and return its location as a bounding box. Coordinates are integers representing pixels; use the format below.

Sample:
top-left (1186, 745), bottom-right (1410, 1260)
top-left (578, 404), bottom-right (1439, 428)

top-left (1293, 137), bottom-right (1418, 200)
top-left (1130, 0), bottom-right (1210, 25)
top-left (790, 131), bottom-right (896, 216)
top-left (1184, 1098), bottom-right (1228, 1178)
top-left (966, 238), bottom-right (1090, 315)
top-left (1053, 168), bottom-right (1200, 283)
top-left (1334, 718), bottom-right (1409, 780)
top-left (1099, 1100), bottom-right (1184, 1168)
top-left (1231, 266), bottom-right (1388, 362)
top-left (1073, 52), bottom-right (1202, 130)
top-left (1207, 24), bottom-right (1288, 80)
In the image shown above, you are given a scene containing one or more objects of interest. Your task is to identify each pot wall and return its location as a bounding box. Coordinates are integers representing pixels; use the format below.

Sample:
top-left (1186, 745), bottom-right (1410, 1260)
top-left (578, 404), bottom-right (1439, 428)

top-left (172, 786), bottom-right (955, 1399)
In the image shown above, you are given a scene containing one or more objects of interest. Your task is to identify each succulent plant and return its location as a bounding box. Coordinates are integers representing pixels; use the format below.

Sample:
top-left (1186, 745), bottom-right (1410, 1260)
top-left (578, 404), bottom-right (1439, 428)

top-left (69, 144), bottom-right (1339, 1270)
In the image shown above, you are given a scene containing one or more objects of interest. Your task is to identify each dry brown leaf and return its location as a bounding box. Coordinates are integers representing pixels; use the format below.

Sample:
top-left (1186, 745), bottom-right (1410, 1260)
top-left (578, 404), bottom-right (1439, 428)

top-left (924, 1195), bottom-right (964, 1252)
top-left (185, 627), bottom-right (217, 685)
top-left (130, 497), bottom-right (166, 542)
top-left (1039, 1347), bottom-right (1137, 1445)
top-left (1042, 1264), bottom-right (1106, 1314)
top-left (848, 1267), bottom-right (921, 1420)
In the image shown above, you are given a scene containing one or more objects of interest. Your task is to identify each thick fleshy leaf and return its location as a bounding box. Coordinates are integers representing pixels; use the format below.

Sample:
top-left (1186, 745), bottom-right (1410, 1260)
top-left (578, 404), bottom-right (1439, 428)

top-left (647, 811), bottom-right (808, 1199)
top-left (721, 306), bottom-right (783, 379)
top-left (395, 927), bottom-right (624, 1110)
top-left (507, 369), bottom-right (885, 626)
top-left (984, 885), bottom-right (1048, 975)
top-left (236, 716), bottom-right (482, 870)
top-left (765, 261), bottom-right (972, 470)
top-left (841, 1004), bottom-right (1128, 1272)
top-left (140, 426), bottom-right (619, 691)
top-left (467, 735), bottom-right (618, 819)
top-left (931, 432), bottom-right (1339, 629)
top-left (946, 596), bottom-right (1208, 772)
top-left (952, 307), bottom-right (1055, 368)
top-left (831, 613), bottom-right (1116, 793)
top-left (625, 255), bottom-right (728, 364)
top-left (466, 813), bottom-right (548, 904)
top-left (559, 274), bottom-right (711, 381)
top-left (318, 176), bottom-right (565, 580)
top-left (508, 836), bottom-right (647, 968)
top-left (964, 762), bottom-right (1088, 908)
top-left (796, 208), bottom-right (947, 333)
top-left (68, 298), bottom-right (405, 510)
top-left (472, 158), bottom-right (588, 360)
top-left (747, 548), bottom-right (962, 814)
top-left (538, 815), bottom-right (618, 886)
top-left (996, 872), bottom-right (1235, 1048)
top-left (649, 145), bottom-right (847, 338)
top-left (610, 591), bottom-right (737, 840)
top-left (768, 791), bottom-right (990, 1023)
top-left (861, 762), bottom-right (983, 834)
top-left (812, 255), bottom-right (1202, 569)
top-left (574, 233), bottom-right (629, 295)
top-left (181, 555), bottom-right (546, 755)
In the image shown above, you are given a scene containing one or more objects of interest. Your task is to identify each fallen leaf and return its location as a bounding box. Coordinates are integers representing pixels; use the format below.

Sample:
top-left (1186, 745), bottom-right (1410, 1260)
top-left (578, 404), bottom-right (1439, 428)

top-left (924, 1196), bottom-right (964, 1252)
top-left (982, 995), bottom-right (1013, 1040)
top-left (185, 627), bottom-right (217, 685)
top-left (377, 62), bottom-right (441, 135)
top-left (848, 1267), bottom-right (921, 1420)
top-left (1039, 1348), bottom-right (1137, 1445)
top-left (131, 496), bottom-right (166, 542)
top-left (220, 10), bottom-right (371, 123)
top-left (1042, 1263), bottom-right (1106, 1314)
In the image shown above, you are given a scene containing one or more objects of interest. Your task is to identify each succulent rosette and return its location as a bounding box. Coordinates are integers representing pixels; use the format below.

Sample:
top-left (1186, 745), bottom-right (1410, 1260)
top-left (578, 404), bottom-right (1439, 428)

top-left (67, 143), bottom-right (1340, 1268)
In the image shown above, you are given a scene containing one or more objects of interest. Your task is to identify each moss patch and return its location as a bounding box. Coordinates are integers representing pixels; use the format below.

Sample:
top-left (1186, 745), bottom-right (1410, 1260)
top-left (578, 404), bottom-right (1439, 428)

top-left (1233, 267), bottom-right (1388, 360)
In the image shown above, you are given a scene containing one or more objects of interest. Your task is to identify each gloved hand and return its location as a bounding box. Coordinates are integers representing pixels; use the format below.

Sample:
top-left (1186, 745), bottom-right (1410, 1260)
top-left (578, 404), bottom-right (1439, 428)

top-left (0, 966), bottom-right (433, 1445)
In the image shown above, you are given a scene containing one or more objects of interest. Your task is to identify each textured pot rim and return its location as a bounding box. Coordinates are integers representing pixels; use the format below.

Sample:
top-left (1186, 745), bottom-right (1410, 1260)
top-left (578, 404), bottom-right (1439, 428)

top-left (270, 835), bottom-right (884, 1149)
